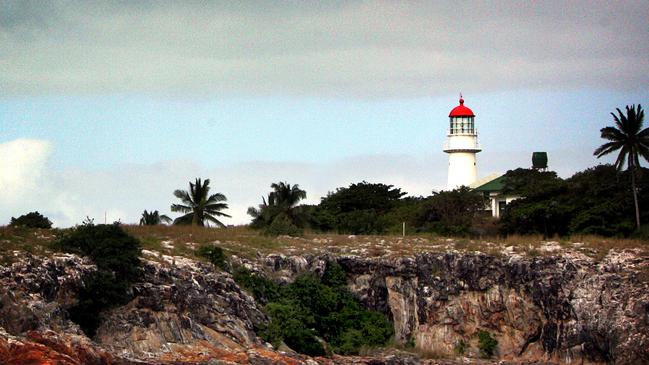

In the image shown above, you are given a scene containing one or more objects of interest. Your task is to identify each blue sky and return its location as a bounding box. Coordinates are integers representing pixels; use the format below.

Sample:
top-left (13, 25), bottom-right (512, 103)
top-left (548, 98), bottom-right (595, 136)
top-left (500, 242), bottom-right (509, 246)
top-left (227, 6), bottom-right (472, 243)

top-left (1, 1), bottom-right (648, 226)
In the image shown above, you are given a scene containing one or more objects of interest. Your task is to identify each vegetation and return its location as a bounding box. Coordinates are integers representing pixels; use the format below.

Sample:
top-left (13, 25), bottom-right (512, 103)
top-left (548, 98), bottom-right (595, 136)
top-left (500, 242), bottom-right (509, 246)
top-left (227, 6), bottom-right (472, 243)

top-left (171, 178), bottom-right (231, 227)
top-left (454, 339), bottom-right (468, 355)
top-left (234, 262), bottom-right (393, 356)
top-left (477, 330), bottom-right (498, 358)
top-left (248, 182), bottom-right (307, 235)
top-left (500, 165), bottom-right (648, 237)
top-left (196, 244), bottom-right (228, 270)
top-left (55, 222), bottom-right (142, 336)
top-left (9, 211), bottom-right (52, 229)
top-left (314, 181), bottom-right (406, 234)
top-left (139, 210), bottom-right (171, 225)
top-left (594, 104), bottom-right (648, 230)
top-left (414, 187), bottom-right (484, 235)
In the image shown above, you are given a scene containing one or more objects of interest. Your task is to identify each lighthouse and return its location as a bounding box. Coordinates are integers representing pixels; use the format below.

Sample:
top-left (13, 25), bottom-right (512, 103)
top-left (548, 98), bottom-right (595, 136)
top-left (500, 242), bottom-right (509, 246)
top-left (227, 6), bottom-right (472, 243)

top-left (444, 95), bottom-right (481, 189)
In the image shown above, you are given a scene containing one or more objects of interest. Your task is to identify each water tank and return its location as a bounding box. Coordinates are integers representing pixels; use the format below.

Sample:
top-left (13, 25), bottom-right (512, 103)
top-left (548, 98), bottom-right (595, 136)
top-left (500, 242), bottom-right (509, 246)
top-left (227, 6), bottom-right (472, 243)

top-left (532, 152), bottom-right (548, 170)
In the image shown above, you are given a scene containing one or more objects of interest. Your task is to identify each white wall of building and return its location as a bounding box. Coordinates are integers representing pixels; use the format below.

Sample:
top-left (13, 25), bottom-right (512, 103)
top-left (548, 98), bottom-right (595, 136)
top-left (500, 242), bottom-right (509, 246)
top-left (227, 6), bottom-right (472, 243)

top-left (447, 151), bottom-right (477, 189)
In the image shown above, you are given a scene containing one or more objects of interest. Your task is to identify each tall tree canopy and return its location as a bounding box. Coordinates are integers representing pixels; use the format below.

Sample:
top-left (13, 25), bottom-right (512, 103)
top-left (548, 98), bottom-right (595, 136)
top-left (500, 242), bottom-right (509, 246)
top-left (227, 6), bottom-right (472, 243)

top-left (594, 104), bottom-right (648, 229)
top-left (314, 181), bottom-right (406, 234)
top-left (171, 178), bottom-right (231, 227)
top-left (500, 165), bottom-right (648, 237)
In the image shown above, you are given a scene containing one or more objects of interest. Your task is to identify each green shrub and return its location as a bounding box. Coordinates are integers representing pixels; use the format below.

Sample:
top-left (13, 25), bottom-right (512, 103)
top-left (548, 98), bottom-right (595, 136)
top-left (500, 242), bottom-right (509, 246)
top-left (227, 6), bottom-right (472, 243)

top-left (197, 245), bottom-right (228, 270)
top-left (454, 339), bottom-right (467, 355)
top-left (260, 302), bottom-right (326, 356)
top-left (336, 209), bottom-right (388, 235)
top-left (264, 213), bottom-right (302, 236)
top-left (55, 222), bottom-right (141, 336)
top-left (9, 211), bottom-right (52, 229)
top-left (235, 263), bottom-right (393, 355)
top-left (56, 223), bottom-right (141, 281)
top-left (232, 267), bottom-right (281, 304)
top-left (321, 261), bottom-right (347, 288)
top-left (477, 330), bottom-right (498, 358)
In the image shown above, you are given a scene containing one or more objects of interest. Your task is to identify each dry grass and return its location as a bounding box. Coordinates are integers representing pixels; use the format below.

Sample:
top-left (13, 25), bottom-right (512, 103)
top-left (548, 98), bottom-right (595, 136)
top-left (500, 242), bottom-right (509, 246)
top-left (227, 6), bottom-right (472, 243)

top-left (0, 226), bottom-right (59, 264)
top-left (1, 224), bottom-right (647, 266)
top-left (123, 225), bottom-right (282, 259)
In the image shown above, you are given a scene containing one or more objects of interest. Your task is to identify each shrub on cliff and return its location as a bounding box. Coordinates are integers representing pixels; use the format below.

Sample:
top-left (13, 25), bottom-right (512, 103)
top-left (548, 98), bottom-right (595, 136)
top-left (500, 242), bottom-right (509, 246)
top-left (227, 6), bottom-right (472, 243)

top-left (197, 245), bottom-right (228, 270)
top-left (236, 261), bottom-right (393, 355)
top-left (477, 330), bottom-right (498, 358)
top-left (55, 222), bottom-right (142, 336)
top-left (9, 211), bottom-right (53, 229)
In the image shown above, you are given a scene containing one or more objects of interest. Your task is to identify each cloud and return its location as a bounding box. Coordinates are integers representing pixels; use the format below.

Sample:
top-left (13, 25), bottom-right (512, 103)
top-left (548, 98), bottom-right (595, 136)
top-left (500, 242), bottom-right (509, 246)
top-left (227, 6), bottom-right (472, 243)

top-left (0, 139), bottom-right (51, 204)
top-left (1, 1), bottom-right (648, 97)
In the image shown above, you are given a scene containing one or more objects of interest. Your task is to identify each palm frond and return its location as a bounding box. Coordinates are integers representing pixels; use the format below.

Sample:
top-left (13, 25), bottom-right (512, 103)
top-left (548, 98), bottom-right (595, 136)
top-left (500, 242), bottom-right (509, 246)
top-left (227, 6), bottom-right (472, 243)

top-left (613, 145), bottom-right (628, 171)
top-left (599, 126), bottom-right (626, 142)
top-left (204, 214), bottom-right (226, 228)
top-left (160, 214), bottom-right (172, 224)
top-left (171, 204), bottom-right (192, 213)
top-left (171, 178), bottom-right (229, 226)
top-left (205, 207), bottom-right (232, 218)
top-left (173, 190), bottom-right (193, 205)
top-left (173, 213), bottom-right (194, 225)
top-left (594, 141), bottom-right (624, 157)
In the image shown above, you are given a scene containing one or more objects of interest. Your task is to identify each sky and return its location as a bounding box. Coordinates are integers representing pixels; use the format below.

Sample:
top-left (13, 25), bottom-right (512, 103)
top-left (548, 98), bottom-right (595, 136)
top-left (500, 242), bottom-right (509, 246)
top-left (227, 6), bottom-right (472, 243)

top-left (1, 1), bottom-right (649, 227)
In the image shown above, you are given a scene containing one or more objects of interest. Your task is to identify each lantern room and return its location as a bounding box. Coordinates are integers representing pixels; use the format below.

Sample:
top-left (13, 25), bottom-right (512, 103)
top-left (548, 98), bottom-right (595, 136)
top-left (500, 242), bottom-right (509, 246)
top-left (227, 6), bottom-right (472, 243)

top-left (448, 98), bottom-right (476, 135)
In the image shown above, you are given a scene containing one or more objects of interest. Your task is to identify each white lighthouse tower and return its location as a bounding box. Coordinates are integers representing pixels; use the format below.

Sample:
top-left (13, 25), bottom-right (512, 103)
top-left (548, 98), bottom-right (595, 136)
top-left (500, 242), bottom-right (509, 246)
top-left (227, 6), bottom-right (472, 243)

top-left (444, 95), bottom-right (481, 189)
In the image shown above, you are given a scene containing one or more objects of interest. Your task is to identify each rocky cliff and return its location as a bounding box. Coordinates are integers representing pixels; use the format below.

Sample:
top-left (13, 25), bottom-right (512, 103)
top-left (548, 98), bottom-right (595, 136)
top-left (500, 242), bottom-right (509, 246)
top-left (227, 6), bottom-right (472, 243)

top-left (1, 245), bottom-right (648, 364)
top-left (255, 247), bottom-right (649, 364)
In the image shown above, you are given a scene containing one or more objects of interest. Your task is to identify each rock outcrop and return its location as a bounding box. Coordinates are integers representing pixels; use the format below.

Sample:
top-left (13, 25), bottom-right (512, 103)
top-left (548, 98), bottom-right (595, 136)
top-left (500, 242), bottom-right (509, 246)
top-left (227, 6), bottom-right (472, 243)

top-left (257, 249), bottom-right (649, 364)
top-left (0, 252), bottom-right (305, 364)
top-left (1, 246), bottom-right (648, 364)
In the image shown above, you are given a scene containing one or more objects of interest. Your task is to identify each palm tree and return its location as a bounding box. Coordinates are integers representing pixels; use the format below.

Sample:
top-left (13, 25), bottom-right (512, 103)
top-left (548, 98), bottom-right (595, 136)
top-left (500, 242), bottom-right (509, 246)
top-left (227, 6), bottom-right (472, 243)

top-left (594, 104), bottom-right (649, 229)
top-left (139, 210), bottom-right (172, 225)
top-left (269, 182), bottom-right (307, 209)
top-left (171, 178), bottom-right (231, 227)
top-left (247, 182), bottom-right (306, 227)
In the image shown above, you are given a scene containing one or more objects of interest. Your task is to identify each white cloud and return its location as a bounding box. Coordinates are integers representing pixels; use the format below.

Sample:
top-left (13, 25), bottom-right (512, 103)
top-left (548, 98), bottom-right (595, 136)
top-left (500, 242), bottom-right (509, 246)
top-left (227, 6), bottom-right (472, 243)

top-left (0, 139), bottom-right (51, 204)
top-left (1, 1), bottom-right (648, 97)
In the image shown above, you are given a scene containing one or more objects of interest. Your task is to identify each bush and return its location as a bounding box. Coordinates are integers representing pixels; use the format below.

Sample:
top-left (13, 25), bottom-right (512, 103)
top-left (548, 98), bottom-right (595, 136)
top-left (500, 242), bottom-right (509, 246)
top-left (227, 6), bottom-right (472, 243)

top-left (233, 267), bottom-right (281, 305)
top-left (9, 211), bottom-right (52, 229)
top-left (477, 330), bottom-right (498, 358)
top-left (197, 245), bottom-right (228, 270)
top-left (264, 213), bottom-right (302, 236)
top-left (56, 223), bottom-right (141, 281)
top-left (55, 222), bottom-right (141, 336)
top-left (234, 263), bottom-right (393, 355)
top-left (454, 339), bottom-right (467, 355)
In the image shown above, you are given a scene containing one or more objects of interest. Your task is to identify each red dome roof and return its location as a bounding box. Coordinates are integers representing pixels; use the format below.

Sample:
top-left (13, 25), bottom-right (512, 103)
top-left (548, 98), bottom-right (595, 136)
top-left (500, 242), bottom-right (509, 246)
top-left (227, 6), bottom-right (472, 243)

top-left (449, 97), bottom-right (475, 117)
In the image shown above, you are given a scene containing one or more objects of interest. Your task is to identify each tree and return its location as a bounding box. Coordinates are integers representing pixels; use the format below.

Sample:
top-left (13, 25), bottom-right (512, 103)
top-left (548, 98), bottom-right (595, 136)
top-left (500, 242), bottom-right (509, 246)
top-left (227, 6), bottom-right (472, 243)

top-left (499, 165), bottom-right (648, 237)
top-left (415, 187), bottom-right (484, 235)
top-left (139, 210), bottom-right (172, 225)
top-left (594, 104), bottom-right (649, 229)
top-left (247, 182), bottom-right (307, 230)
top-left (171, 178), bottom-right (231, 227)
top-left (315, 181), bottom-right (406, 234)
top-left (55, 222), bottom-right (142, 336)
top-left (9, 211), bottom-right (52, 228)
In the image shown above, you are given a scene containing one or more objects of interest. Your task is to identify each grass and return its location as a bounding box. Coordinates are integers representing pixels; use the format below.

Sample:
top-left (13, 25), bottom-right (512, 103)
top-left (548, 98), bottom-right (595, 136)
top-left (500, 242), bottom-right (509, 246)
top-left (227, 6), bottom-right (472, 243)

top-left (1, 224), bottom-right (648, 267)
top-left (0, 226), bottom-right (59, 265)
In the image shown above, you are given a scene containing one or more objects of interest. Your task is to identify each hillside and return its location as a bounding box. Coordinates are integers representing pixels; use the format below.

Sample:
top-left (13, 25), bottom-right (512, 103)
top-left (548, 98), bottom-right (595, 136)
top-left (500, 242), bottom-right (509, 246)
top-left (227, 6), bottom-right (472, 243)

top-left (1, 225), bottom-right (648, 364)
